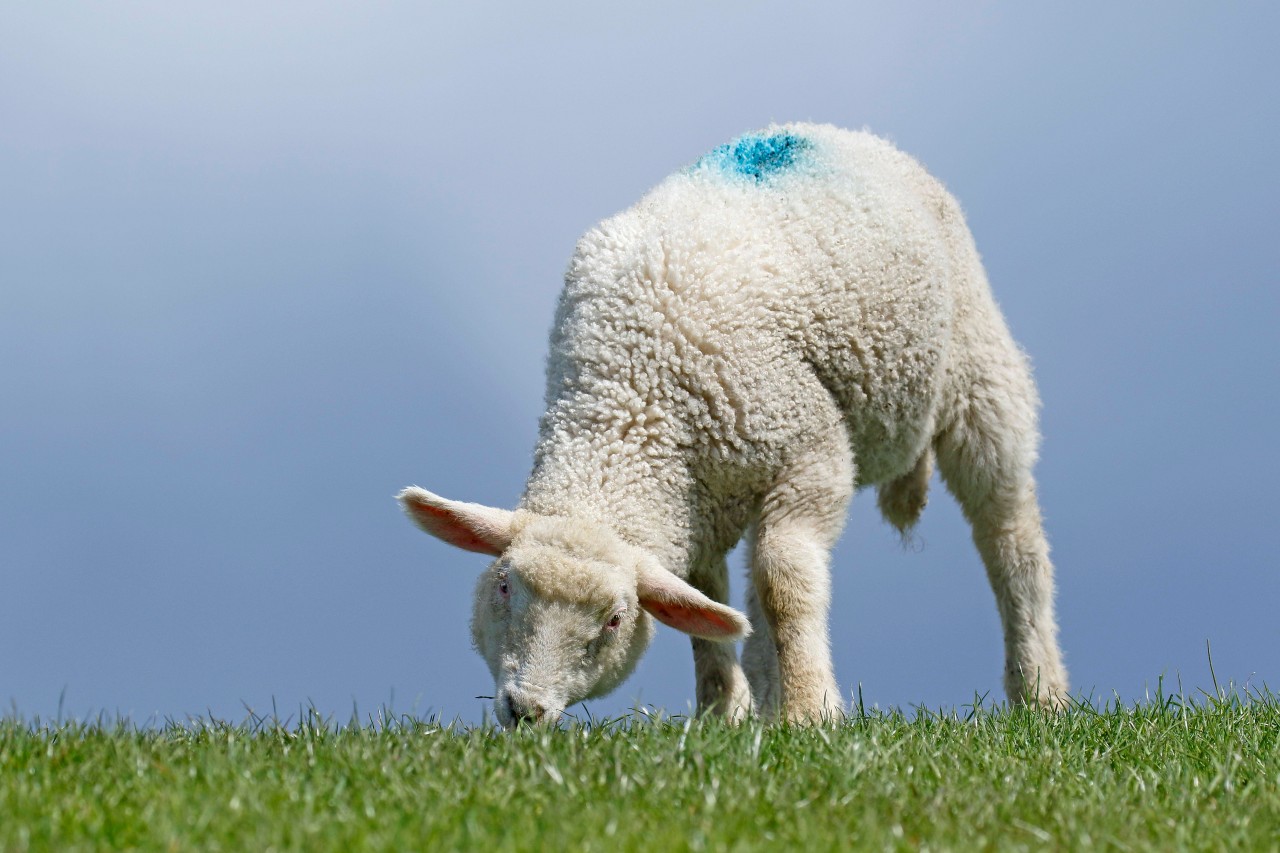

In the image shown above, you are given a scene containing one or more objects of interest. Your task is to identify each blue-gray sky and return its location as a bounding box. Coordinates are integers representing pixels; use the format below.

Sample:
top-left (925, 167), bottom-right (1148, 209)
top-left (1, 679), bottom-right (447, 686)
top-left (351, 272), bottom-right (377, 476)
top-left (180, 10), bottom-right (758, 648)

top-left (2, 3), bottom-right (1277, 724)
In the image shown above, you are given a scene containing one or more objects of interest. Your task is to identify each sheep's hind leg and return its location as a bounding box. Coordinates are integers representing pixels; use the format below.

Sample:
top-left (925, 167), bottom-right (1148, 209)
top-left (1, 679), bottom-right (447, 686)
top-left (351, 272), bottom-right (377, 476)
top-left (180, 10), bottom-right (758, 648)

top-left (748, 430), bottom-right (853, 723)
top-left (688, 556), bottom-right (752, 721)
top-left (935, 373), bottom-right (1068, 708)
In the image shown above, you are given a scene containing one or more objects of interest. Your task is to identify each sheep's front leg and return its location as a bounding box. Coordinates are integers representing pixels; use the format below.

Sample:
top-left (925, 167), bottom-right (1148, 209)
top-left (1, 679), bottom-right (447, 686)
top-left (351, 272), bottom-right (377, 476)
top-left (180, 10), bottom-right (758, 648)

top-left (688, 556), bottom-right (752, 721)
top-left (741, 577), bottom-right (781, 718)
top-left (749, 434), bottom-right (853, 723)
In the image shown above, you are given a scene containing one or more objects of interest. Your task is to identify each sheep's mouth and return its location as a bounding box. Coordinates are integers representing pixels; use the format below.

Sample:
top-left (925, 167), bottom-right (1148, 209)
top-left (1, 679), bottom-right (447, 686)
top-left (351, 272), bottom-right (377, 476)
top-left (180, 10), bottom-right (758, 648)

top-left (495, 690), bottom-right (564, 729)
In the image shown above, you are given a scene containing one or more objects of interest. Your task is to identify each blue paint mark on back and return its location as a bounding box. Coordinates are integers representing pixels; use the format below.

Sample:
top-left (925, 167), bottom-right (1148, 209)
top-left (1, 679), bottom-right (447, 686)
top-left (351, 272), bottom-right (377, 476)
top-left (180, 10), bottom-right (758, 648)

top-left (696, 132), bottom-right (813, 183)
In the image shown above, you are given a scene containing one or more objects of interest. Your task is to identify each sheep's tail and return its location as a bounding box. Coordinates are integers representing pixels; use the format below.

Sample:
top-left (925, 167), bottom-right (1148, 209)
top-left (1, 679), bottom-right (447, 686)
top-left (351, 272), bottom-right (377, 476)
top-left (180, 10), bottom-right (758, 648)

top-left (877, 448), bottom-right (933, 537)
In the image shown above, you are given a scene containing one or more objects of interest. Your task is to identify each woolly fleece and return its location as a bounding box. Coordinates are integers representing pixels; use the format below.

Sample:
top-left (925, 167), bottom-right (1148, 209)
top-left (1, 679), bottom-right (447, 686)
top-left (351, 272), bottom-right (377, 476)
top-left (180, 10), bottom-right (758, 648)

top-left (403, 123), bottom-right (1068, 725)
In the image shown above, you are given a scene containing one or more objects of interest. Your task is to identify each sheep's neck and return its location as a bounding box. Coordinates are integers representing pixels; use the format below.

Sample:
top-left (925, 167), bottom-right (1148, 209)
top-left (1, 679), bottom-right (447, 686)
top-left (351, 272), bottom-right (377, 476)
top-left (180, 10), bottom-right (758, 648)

top-left (519, 429), bottom-right (693, 574)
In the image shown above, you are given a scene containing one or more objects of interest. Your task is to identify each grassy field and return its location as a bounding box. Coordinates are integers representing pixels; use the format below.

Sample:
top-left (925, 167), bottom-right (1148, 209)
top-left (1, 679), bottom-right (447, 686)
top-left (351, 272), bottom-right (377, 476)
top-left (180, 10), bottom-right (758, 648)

top-left (2, 689), bottom-right (1278, 851)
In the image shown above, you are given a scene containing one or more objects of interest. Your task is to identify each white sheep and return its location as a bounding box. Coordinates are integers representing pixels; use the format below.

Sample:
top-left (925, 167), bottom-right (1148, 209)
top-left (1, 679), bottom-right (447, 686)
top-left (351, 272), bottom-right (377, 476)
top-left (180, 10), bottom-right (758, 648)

top-left (401, 123), bottom-right (1068, 727)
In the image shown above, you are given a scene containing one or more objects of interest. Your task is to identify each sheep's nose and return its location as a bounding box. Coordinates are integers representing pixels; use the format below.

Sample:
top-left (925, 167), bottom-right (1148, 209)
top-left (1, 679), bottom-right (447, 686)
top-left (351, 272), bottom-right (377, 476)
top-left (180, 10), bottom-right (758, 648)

top-left (506, 694), bottom-right (546, 725)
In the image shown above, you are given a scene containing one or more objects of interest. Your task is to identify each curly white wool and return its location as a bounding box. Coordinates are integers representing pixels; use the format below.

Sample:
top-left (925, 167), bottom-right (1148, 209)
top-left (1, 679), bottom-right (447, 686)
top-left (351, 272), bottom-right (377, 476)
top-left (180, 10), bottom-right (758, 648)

top-left (401, 123), bottom-right (1067, 726)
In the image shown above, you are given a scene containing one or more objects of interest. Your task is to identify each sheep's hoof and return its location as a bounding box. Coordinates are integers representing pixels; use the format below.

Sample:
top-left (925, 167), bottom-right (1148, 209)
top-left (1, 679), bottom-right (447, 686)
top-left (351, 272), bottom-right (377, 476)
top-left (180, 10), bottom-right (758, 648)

top-left (779, 691), bottom-right (846, 725)
top-left (1009, 678), bottom-right (1070, 712)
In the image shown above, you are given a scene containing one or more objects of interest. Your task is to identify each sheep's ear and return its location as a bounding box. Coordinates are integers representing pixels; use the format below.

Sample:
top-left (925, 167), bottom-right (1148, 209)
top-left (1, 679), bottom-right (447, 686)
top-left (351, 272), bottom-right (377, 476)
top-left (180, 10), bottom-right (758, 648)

top-left (397, 487), bottom-right (513, 556)
top-left (635, 560), bottom-right (750, 641)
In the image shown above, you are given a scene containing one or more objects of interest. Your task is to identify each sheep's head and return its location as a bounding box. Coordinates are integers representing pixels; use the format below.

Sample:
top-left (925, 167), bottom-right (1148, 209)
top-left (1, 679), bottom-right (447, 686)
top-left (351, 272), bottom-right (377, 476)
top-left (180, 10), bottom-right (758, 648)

top-left (398, 487), bottom-right (749, 728)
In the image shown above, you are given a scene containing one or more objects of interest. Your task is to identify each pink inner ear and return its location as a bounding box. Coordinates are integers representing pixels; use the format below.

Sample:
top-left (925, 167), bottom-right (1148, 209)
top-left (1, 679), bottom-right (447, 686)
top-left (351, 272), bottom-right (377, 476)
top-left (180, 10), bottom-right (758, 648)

top-left (642, 599), bottom-right (742, 639)
top-left (407, 501), bottom-right (504, 555)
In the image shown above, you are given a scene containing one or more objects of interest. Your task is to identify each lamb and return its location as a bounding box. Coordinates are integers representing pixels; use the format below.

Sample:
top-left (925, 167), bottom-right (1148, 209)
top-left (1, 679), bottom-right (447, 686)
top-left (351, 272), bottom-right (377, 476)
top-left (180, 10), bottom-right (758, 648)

top-left (400, 123), bottom-right (1068, 727)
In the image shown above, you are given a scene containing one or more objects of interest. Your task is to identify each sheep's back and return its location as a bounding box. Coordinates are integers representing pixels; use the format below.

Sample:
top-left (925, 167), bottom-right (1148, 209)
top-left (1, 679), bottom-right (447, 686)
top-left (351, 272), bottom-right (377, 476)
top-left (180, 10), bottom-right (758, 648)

top-left (551, 124), bottom-right (976, 492)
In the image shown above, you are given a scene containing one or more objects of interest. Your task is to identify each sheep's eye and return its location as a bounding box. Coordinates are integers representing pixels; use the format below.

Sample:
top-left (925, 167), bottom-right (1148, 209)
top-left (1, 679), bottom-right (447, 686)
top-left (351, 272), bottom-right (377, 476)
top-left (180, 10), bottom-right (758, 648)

top-left (605, 613), bottom-right (623, 630)
top-left (498, 579), bottom-right (510, 599)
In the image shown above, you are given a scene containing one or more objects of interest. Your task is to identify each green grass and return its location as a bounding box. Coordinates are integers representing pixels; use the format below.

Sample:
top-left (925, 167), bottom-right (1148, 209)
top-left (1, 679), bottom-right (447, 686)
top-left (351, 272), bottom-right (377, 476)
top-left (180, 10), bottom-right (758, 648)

top-left (3, 689), bottom-right (1279, 851)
